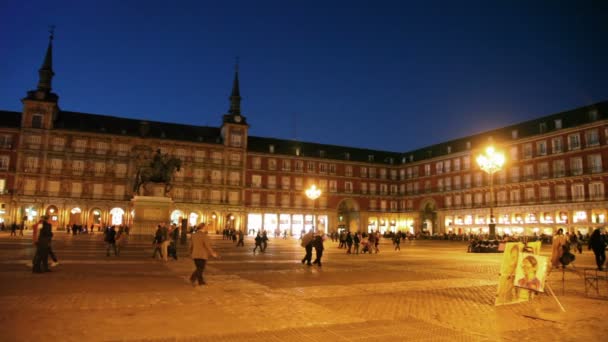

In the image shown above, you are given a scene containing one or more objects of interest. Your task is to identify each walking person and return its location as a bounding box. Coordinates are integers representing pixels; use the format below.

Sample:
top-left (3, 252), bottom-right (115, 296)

top-left (169, 224), bottom-right (179, 260)
top-left (10, 223), bottom-right (17, 236)
top-left (301, 229), bottom-right (314, 265)
top-left (588, 228), bottom-right (607, 271)
top-left (345, 232), bottom-right (353, 254)
top-left (551, 228), bottom-right (567, 269)
top-left (353, 232), bottom-right (361, 255)
top-left (189, 223), bottom-right (218, 287)
top-left (160, 223), bottom-right (170, 261)
top-left (394, 232), bottom-right (401, 251)
top-left (236, 230), bottom-right (245, 247)
top-left (152, 225), bottom-right (163, 259)
top-left (32, 216), bottom-right (53, 273)
top-left (312, 230), bottom-right (325, 267)
top-left (261, 230), bottom-right (269, 252)
top-left (253, 232), bottom-right (263, 254)
top-left (104, 226), bottom-right (118, 257)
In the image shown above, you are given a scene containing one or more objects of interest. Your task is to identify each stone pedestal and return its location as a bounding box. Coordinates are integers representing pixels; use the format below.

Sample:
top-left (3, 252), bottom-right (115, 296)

top-left (130, 196), bottom-right (173, 235)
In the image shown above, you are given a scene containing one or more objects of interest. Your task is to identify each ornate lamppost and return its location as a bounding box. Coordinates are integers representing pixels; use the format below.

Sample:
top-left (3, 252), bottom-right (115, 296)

top-left (476, 146), bottom-right (505, 239)
top-left (305, 184), bottom-right (322, 232)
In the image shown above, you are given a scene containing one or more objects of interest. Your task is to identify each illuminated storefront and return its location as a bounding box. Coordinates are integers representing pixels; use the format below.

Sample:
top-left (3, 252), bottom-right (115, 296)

top-left (246, 212), bottom-right (328, 235)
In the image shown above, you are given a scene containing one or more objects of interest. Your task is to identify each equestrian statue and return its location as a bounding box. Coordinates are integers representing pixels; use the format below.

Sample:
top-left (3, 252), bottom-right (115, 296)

top-left (133, 149), bottom-right (182, 196)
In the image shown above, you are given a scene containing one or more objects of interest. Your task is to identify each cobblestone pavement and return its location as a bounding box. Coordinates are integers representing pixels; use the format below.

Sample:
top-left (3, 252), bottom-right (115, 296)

top-left (0, 231), bottom-right (606, 341)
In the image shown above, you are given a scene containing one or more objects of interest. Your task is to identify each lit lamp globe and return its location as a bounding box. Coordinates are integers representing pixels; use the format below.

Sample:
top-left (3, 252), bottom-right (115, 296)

top-left (476, 146), bottom-right (505, 239)
top-left (305, 184), bottom-right (322, 231)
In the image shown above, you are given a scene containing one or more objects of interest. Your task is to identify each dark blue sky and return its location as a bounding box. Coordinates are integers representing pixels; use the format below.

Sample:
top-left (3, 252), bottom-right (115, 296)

top-left (1, 0), bottom-right (607, 152)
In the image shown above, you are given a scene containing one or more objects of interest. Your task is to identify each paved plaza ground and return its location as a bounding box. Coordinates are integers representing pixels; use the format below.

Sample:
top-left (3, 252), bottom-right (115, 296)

top-left (0, 231), bottom-right (606, 342)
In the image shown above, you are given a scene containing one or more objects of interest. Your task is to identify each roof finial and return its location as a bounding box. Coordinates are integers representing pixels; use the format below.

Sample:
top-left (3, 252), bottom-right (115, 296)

top-left (49, 25), bottom-right (55, 41)
top-left (235, 56), bottom-right (239, 72)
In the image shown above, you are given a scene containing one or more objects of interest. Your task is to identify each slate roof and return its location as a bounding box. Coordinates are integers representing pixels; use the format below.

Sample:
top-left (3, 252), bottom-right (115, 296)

top-left (399, 100), bottom-right (608, 163)
top-left (54, 111), bottom-right (222, 143)
top-left (248, 135), bottom-right (403, 164)
top-left (0, 110), bottom-right (21, 128)
top-left (0, 100), bottom-right (606, 165)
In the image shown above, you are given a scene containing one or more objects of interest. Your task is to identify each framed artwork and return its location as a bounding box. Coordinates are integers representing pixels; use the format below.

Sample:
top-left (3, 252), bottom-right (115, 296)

top-left (514, 253), bottom-right (549, 293)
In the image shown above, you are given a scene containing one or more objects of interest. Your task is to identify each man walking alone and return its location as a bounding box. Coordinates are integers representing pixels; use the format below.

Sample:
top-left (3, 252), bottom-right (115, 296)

top-left (189, 223), bottom-right (218, 287)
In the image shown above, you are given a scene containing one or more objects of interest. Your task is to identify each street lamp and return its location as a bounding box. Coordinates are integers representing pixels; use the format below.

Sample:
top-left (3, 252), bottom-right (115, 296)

top-left (476, 146), bottom-right (505, 239)
top-left (305, 184), bottom-right (322, 232)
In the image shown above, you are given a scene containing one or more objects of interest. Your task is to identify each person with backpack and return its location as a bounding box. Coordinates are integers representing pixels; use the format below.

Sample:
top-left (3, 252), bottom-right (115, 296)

top-left (301, 229), bottom-right (314, 265)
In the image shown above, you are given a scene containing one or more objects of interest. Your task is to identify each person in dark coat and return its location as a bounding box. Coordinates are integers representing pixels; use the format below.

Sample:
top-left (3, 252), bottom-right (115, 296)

top-left (253, 232), bottom-right (263, 254)
top-left (104, 226), bottom-right (117, 257)
top-left (312, 230), bottom-right (325, 267)
top-left (588, 228), bottom-right (607, 271)
top-left (33, 216), bottom-right (53, 273)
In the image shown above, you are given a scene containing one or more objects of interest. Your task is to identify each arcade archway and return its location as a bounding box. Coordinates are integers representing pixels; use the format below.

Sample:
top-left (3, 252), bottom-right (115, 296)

top-left (337, 198), bottom-right (360, 233)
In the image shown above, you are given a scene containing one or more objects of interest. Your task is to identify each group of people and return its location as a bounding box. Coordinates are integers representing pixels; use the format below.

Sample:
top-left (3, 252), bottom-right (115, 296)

top-left (152, 223), bottom-right (181, 261)
top-left (31, 216), bottom-right (58, 273)
top-left (300, 229), bottom-right (325, 266)
top-left (551, 228), bottom-right (608, 271)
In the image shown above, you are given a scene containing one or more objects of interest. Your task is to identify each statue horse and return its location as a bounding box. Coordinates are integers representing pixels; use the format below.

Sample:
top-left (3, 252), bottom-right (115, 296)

top-left (133, 157), bottom-right (182, 196)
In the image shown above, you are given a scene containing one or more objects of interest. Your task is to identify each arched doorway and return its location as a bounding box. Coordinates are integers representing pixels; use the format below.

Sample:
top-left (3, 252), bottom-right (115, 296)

top-left (225, 213), bottom-right (236, 230)
top-left (188, 211), bottom-right (201, 228)
top-left (70, 207), bottom-right (83, 226)
top-left (170, 210), bottom-right (185, 225)
top-left (337, 198), bottom-right (360, 233)
top-left (109, 207), bottom-right (125, 226)
top-left (45, 205), bottom-right (59, 229)
top-left (23, 205), bottom-right (39, 227)
top-left (209, 212), bottom-right (218, 233)
top-left (89, 208), bottom-right (102, 230)
top-left (419, 199), bottom-right (437, 235)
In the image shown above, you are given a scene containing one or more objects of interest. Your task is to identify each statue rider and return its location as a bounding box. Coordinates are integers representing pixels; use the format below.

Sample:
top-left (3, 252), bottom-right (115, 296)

top-left (151, 149), bottom-right (164, 176)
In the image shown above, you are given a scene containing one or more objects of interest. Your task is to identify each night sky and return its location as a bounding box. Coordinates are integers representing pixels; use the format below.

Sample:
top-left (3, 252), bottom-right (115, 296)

top-left (1, 1), bottom-right (607, 152)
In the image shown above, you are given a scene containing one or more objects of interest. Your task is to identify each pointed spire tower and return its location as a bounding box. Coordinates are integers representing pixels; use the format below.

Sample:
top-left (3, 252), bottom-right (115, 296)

top-left (223, 58), bottom-right (246, 125)
top-left (221, 59), bottom-right (248, 149)
top-left (25, 26), bottom-right (59, 102)
top-left (229, 62), bottom-right (241, 115)
top-left (22, 27), bottom-right (60, 130)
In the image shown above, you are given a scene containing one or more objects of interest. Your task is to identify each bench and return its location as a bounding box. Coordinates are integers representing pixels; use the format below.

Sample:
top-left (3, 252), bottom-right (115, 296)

top-left (584, 268), bottom-right (608, 297)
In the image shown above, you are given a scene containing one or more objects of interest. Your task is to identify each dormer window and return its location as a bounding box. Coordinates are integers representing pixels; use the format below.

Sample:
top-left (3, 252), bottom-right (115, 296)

top-left (319, 150), bottom-right (326, 158)
top-left (409, 155), bottom-right (413, 162)
top-left (269, 145), bottom-right (275, 153)
top-left (295, 147), bottom-right (300, 156)
top-left (368, 155), bottom-right (374, 162)
top-left (345, 152), bottom-right (350, 160)
top-left (554, 119), bottom-right (562, 129)
top-left (447, 146), bottom-right (452, 154)
top-left (539, 122), bottom-right (547, 134)
top-left (511, 130), bottom-right (518, 139)
top-left (31, 114), bottom-right (43, 129)
top-left (401, 156), bottom-right (406, 164)
top-left (466, 141), bottom-right (471, 149)
top-left (589, 109), bottom-right (598, 121)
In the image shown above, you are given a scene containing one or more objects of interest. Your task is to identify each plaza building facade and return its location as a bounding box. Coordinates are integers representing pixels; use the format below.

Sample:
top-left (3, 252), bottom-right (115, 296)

top-left (1, 36), bottom-right (607, 237)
